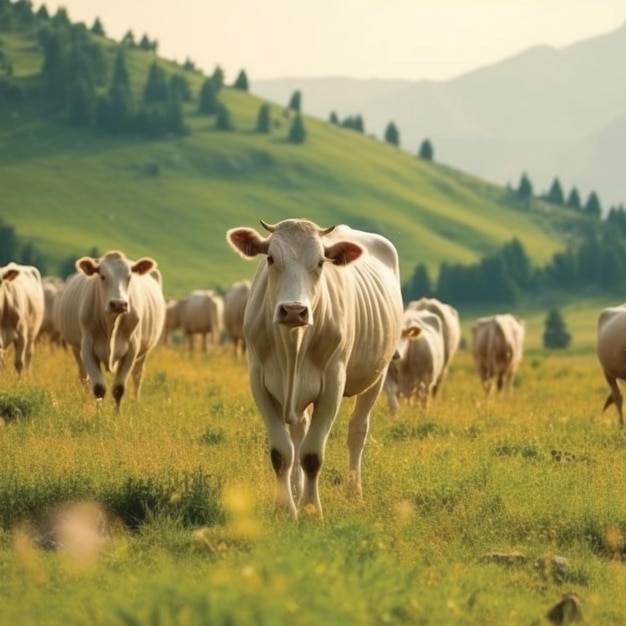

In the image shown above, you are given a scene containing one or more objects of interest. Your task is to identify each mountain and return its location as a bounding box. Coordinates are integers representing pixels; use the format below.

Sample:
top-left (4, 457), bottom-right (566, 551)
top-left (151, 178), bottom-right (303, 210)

top-left (252, 22), bottom-right (626, 209)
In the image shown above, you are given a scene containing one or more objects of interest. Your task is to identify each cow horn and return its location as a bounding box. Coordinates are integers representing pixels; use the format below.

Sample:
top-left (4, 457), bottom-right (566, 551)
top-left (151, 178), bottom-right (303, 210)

top-left (319, 225), bottom-right (336, 235)
top-left (260, 219), bottom-right (276, 233)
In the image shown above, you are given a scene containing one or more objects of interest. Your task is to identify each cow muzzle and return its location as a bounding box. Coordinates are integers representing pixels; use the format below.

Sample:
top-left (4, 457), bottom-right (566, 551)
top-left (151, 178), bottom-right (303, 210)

top-left (108, 299), bottom-right (129, 314)
top-left (275, 302), bottom-right (311, 327)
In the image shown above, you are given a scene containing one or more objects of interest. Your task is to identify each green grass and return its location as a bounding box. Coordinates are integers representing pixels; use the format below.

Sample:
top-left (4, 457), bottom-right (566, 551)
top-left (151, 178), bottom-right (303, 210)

top-left (1, 29), bottom-right (588, 298)
top-left (1, 340), bottom-right (626, 625)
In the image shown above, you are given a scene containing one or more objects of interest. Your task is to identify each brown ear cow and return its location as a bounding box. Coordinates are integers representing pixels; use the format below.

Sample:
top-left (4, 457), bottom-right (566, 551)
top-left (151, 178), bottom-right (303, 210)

top-left (406, 297), bottom-right (460, 397)
top-left (56, 251), bottom-right (165, 410)
top-left (223, 279), bottom-right (251, 357)
top-left (471, 313), bottom-right (525, 396)
top-left (597, 305), bottom-right (626, 427)
top-left (226, 218), bottom-right (403, 518)
top-left (384, 308), bottom-right (445, 414)
top-left (0, 263), bottom-right (45, 373)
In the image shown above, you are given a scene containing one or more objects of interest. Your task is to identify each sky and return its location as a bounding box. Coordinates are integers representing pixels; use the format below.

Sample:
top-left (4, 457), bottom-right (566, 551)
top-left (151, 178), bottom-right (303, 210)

top-left (49, 0), bottom-right (626, 84)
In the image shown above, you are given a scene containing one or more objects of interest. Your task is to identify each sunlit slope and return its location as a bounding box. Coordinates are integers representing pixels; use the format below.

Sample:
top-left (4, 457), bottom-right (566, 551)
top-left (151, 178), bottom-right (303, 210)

top-left (2, 33), bottom-right (576, 296)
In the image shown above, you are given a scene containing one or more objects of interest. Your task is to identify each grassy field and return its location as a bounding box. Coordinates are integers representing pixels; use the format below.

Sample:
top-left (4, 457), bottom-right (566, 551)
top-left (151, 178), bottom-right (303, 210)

top-left (1, 336), bottom-right (626, 625)
top-left (1, 29), bottom-right (588, 296)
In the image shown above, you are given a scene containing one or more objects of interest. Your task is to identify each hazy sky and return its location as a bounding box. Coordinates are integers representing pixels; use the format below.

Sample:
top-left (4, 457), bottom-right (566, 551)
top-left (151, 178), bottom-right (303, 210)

top-left (50, 1), bottom-right (626, 84)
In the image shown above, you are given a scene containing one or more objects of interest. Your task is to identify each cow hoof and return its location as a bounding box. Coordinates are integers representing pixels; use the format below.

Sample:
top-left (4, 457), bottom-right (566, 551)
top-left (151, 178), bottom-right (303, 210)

top-left (112, 384), bottom-right (124, 403)
top-left (93, 383), bottom-right (106, 399)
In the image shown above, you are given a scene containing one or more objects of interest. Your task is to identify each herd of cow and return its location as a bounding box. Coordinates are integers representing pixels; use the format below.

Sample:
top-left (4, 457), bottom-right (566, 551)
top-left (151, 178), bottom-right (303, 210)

top-left (1, 217), bottom-right (625, 516)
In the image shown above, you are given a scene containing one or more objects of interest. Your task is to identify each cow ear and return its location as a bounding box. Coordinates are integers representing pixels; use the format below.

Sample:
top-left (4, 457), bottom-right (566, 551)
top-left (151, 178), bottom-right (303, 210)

top-left (227, 228), bottom-right (269, 259)
top-left (324, 241), bottom-right (362, 266)
top-left (132, 258), bottom-right (156, 275)
top-left (76, 257), bottom-right (99, 276)
top-left (407, 326), bottom-right (422, 339)
top-left (2, 268), bottom-right (20, 282)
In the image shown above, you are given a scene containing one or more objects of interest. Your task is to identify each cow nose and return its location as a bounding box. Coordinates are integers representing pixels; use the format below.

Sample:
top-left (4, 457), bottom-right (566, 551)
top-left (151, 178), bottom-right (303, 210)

top-left (277, 303), bottom-right (310, 326)
top-left (108, 299), bottom-right (128, 313)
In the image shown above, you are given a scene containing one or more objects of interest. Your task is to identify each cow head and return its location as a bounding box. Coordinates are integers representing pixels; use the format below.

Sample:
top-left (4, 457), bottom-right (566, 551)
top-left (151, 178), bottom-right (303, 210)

top-left (227, 219), bottom-right (362, 327)
top-left (394, 317), bottom-right (422, 361)
top-left (76, 251), bottom-right (156, 315)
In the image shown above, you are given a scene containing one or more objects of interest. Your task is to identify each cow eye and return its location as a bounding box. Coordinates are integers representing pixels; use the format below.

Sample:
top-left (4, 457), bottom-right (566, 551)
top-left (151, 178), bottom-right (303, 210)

top-left (317, 259), bottom-right (325, 268)
top-left (267, 255), bottom-right (274, 266)
top-left (100, 275), bottom-right (105, 281)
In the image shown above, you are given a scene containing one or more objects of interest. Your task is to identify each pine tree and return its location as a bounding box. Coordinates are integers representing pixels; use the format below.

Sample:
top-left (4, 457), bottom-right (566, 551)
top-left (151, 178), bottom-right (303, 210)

top-left (384, 121), bottom-right (400, 146)
top-left (198, 78), bottom-right (218, 114)
top-left (91, 17), bottom-right (105, 36)
top-left (98, 48), bottom-right (134, 132)
top-left (517, 172), bottom-right (533, 202)
top-left (546, 177), bottom-right (564, 205)
top-left (418, 139), bottom-right (434, 161)
top-left (542, 309), bottom-right (571, 349)
top-left (143, 61), bottom-right (169, 104)
top-left (403, 263), bottom-right (433, 301)
top-left (288, 113), bottom-right (306, 143)
top-left (211, 65), bottom-right (224, 90)
top-left (566, 187), bottom-right (581, 210)
top-left (256, 103), bottom-right (271, 133)
top-left (328, 111), bottom-right (339, 125)
top-left (233, 69), bottom-right (249, 91)
top-left (287, 90), bottom-right (301, 113)
top-left (215, 103), bottom-right (232, 130)
top-left (584, 191), bottom-right (602, 219)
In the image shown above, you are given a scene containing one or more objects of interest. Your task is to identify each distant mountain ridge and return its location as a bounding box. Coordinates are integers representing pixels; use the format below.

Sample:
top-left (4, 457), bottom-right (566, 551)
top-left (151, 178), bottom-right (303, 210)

top-left (253, 22), bottom-right (626, 208)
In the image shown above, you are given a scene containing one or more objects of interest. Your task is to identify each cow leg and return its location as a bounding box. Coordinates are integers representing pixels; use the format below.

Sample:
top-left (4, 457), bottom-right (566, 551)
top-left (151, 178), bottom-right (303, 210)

top-left (346, 376), bottom-right (383, 500)
top-left (131, 354), bottom-right (147, 400)
top-left (383, 369), bottom-right (400, 416)
top-left (81, 336), bottom-right (107, 401)
top-left (289, 411), bottom-right (309, 504)
top-left (604, 375), bottom-right (624, 427)
top-left (300, 379), bottom-right (345, 517)
top-left (248, 363), bottom-right (297, 516)
top-left (202, 333), bottom-right (208, 353)
top-left (24, 335), bottom-right (36, 372)
top-left (112, 341), bottom-right (139, 411)
top-left (13, 331), bottom-right (26, 374)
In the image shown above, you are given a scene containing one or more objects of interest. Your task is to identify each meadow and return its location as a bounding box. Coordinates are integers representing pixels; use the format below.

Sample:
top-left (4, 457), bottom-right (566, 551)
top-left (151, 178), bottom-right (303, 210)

top-left (1, 329), bottom-right (626, 626)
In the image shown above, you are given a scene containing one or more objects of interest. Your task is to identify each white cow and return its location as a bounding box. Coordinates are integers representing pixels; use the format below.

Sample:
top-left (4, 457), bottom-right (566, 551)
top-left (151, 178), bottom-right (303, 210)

top-left (597, 304), bottom-right (626, 427)
top-left (0, 262), bottom-right (45, 373)
top-left (38, 275), bottom-right (65, 347)
top-left (227, 218), bottom-right (403, 518)
top-left (180, 289), bottom-right (224, 352)
top-left (384, 308), bottom-right (445, 414)
top-left (471, 313), bottom-right (525, 396)
top-left (406, 297), bottom-right (460, 397)
top-left (223, 279), bottom-right (251, 357)
top-left (56, 250), bottom-right (165, 409)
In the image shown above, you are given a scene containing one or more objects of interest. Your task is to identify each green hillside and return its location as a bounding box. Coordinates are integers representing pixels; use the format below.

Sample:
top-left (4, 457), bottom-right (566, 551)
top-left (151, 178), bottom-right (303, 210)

top-left (1, 24), bottom-right (584, 298)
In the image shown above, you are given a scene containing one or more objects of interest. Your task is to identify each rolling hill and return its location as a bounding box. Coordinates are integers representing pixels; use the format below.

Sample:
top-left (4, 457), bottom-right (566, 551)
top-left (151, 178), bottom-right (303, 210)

top-left (1, 20), bottom-right (585, 300)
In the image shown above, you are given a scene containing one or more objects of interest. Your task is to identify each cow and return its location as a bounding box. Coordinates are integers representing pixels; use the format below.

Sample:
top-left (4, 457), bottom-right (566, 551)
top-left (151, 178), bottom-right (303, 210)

top-left (223, 279), bottom-right (251, 357)
top-left (0, 262), bottom-right (45, 373)
top-left (180, 289), bottom-right (224, 352)
top-left (597, 304), bottom-right (626, 427)
top-left (471, 313), bottom-right (525, 396)
top-left (406, 297), bottom-right (460, 397)
top-left (384, 308), bottom-right (445, 415)
top-left (160, 297), bottom-right (182, 346)
top-left (38, 275), bottom-right (65, 347)
top-left (56, 250), bottom-right (165, 410)
top-left (226, 218), bottom-right (403, 518)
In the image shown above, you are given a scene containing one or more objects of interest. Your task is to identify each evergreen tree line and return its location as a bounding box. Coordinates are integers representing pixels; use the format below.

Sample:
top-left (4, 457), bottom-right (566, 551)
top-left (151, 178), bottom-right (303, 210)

top-left (403, 206), bottom-right (626, 305)
top-left (0, 1), bottom-right (264, 140)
